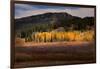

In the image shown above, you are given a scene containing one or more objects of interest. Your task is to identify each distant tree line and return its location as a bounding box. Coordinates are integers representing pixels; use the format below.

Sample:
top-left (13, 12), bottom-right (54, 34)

top-left (15, 17), bottom-right (95, 42)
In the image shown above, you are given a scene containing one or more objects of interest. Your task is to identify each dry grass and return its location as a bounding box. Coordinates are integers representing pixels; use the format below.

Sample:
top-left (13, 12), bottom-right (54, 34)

top-left (14, 30), bottom-right (95, 68)
top-left (14, 41), bottom-right (96, 68)
top-left (15, 38), bottom-right (25, 46)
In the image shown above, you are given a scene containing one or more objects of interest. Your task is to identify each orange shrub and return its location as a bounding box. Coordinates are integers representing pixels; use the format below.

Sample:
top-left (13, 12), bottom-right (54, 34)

top-left (31, 31), bottom-right (94, 42)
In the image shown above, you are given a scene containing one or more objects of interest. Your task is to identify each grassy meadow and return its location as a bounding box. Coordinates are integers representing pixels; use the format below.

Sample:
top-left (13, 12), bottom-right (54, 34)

top-left (14, 30), bottom-right (96, 68)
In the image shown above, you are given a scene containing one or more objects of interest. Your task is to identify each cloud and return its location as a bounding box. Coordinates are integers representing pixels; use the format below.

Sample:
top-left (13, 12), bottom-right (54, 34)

top-left (64, 8), bottom-right (94, 18)
top-left (15, 3), bottom-right (94, 19)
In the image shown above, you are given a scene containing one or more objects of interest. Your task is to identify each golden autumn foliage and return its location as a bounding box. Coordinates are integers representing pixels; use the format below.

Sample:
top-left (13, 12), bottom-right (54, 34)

top-left (31, 31), bottom-right (94, 42)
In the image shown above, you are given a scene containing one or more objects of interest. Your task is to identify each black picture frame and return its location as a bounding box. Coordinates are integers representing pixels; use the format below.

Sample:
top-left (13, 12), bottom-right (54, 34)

top-left (11, 0), bottom-right (96, 68)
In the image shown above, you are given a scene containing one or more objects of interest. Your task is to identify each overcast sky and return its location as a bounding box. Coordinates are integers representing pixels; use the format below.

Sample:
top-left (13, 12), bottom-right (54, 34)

top-left (15, 3), bottom-right (95, 19)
